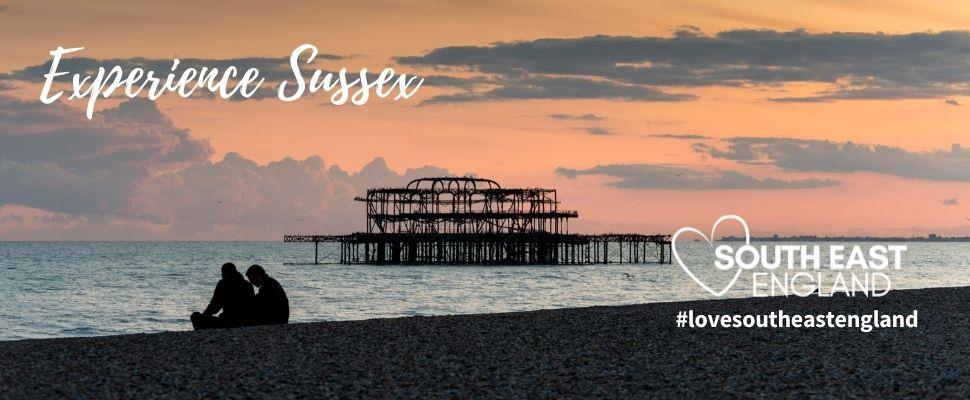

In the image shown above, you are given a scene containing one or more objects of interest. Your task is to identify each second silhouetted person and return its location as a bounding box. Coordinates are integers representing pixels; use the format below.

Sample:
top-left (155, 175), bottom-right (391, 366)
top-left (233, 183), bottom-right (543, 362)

top-left (245, 264), bottom-right (289, 325)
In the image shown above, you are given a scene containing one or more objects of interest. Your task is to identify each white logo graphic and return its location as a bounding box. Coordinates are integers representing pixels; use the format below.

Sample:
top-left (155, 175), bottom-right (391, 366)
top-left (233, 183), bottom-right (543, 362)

top-left (672, 215), bottom-right (906, 298)
top-left (671, 215), bottom-right (748, 297)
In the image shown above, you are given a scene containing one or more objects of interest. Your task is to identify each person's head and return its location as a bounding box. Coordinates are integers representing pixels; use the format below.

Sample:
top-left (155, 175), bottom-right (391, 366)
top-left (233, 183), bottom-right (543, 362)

top-left (245, 264), bottom-right (267, 287)
top-left (221, 262), bottom-right (237, 279)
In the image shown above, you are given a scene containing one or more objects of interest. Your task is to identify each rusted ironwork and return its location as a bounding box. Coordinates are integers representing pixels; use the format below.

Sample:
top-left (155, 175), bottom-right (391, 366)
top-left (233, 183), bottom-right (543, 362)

top-left (285, 177), bottom-right (671, 264)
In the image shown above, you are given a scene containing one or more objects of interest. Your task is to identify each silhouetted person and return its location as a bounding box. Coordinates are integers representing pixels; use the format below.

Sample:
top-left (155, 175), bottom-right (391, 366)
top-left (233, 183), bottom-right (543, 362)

top-left (245, 265), bottom-right (289, 325)
top-left (191, 263), bottom-right (255, 330)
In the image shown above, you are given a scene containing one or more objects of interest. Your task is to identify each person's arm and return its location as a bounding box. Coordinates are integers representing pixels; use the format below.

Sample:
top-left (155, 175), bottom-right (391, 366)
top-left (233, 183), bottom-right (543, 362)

top-left (251, 289), bottom-right (268, 324)
top-left (203, 281), bottom-right (225, 316)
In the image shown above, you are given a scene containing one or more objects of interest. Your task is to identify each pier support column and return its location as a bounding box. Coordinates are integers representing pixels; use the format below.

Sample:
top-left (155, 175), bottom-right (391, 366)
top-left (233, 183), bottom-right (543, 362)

top-left (407, 241), bottom-right (417, 263)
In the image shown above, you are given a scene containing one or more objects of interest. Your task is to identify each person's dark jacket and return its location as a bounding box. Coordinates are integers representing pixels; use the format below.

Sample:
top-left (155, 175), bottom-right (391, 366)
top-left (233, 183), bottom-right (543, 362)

top-left (254, 276), bottom-right (289, 325)
top-left (203, 271), bottom-right (255, 325)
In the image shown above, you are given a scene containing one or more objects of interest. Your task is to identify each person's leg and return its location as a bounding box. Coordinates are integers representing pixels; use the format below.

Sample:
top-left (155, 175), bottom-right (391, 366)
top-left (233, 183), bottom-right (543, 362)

top-left (191, 312), bottom-right (206, 329)
top-left (191, 312), bottom-right (226, 330)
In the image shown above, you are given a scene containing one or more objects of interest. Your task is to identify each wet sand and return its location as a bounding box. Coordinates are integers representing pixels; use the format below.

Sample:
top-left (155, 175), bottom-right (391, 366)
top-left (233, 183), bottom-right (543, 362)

top-left (0, 286), bottom-right (966, 398)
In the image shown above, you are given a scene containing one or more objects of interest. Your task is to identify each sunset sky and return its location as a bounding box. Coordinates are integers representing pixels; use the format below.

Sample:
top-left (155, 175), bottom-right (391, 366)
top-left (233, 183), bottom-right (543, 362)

top-left (1, 0), bottom-right (969, 239)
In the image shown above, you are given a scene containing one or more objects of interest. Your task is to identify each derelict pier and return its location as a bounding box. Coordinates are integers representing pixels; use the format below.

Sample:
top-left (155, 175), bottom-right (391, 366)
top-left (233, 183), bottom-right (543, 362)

top-left (284, 177), bottom-right (671, 265)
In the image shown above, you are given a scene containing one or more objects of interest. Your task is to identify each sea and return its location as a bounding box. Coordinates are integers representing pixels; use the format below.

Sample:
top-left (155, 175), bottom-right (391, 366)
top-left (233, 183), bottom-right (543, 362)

top-left (1, 241), bottom-right (967, 340)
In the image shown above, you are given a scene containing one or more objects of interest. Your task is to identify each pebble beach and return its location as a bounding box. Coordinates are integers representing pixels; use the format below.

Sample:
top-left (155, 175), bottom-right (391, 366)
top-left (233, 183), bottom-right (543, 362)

top-left (1, 286), bottom-right (966, 399)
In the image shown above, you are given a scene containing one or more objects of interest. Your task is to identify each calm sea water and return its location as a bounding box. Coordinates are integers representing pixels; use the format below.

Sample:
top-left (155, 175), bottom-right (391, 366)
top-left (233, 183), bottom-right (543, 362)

top-left (0, 241), bottom-right (967, 340)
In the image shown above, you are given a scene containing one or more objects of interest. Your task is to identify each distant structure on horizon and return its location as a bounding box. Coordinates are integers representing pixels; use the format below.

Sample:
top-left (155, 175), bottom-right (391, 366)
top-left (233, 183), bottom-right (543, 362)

top-left (285, 177), bottom-right (672, 265)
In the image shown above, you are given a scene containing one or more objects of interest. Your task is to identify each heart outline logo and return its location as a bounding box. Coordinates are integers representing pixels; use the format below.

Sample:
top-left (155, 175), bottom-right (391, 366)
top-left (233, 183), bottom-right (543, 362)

top-left (672, 214), bottom-right (750, 297)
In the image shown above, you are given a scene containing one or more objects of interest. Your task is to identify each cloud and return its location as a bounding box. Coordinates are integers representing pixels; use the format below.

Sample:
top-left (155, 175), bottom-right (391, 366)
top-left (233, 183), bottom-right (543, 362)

top-left (130, 153), bottom-right (340, 229)
top-left (767, 84), bottom-right (970, 103)
top-left (342, 156), bottom-right (451, 194)
top-left (575, 126), bottom-right (612, 135)
top-left (399, 29), bottom-right (970, 102)
top-left (549, 113), bottom-right (606, 121)
top-left (555, 164), bottom-right (839, 190)
top-left (647, 133), bottom-right (710, 139)
top-left (693, 137), bottom-right (970, 182)
top-left (767, 96), bottom-right (833, 103)
top-left (136, 153), bottom-right (454, 238)
top-left (0, 96), bottom-right (212, 215)
top-left (0, 95), bottom-right (454, 239)
top-left (942, 198), bottom-right (959, 205)
top-left (945, 99), bottom-right (961, 106)
top-left (0, 213), bottom-right (24, 223)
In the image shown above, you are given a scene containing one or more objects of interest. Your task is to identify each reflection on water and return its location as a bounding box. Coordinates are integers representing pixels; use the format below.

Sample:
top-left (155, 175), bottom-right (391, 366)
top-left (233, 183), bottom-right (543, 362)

top-left (0, 241), bottom-right (967, 340)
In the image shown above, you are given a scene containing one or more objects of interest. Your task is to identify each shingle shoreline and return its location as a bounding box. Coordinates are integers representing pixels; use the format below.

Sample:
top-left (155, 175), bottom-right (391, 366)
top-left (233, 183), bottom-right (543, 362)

top-left (1, 286), bottom-right (967, 398)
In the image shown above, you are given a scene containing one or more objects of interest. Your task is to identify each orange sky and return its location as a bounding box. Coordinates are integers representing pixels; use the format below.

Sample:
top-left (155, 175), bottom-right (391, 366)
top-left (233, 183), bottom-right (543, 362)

top-left (1, 1), bottom-right (968, 238)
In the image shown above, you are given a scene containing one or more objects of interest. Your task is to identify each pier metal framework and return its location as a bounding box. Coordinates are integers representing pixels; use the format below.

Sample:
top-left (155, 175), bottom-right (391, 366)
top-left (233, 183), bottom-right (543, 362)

top-left (285, 177), bottom-right (671, 265)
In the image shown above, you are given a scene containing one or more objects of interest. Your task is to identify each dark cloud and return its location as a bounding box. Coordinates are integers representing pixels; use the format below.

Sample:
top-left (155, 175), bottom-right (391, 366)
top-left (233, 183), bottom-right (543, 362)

top-left (549, 113), bottom-right (606, 121)
top-left (3, 54), bottom-right (342, 82)
top-left (555, 164), bottom-right (838, 190)
top-left (575, 126), bottom-right (612, 136)
top-left (647, 133), bottom-right (710, 139)
top-left (420, 74), bottom-right (492, 89)
top-left (399, 29), bottom-right (970, 102)
top-left (0, 95), bottom-right (453, 239)
top-left (945, 99), bottom-right (961, 106)
top-left (419, 75), bottom-right (693, 105)
top-left (693, 137), bottom-right (970, 182)
top-left (942, 198), bottom-right (959, 206)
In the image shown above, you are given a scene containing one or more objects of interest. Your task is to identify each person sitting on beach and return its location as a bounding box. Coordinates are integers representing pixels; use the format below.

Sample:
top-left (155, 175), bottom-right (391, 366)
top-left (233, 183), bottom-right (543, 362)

top-left (191, 263), bottom-right (255, 330)
top-left (245, 265), bottom-right (289, 325)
